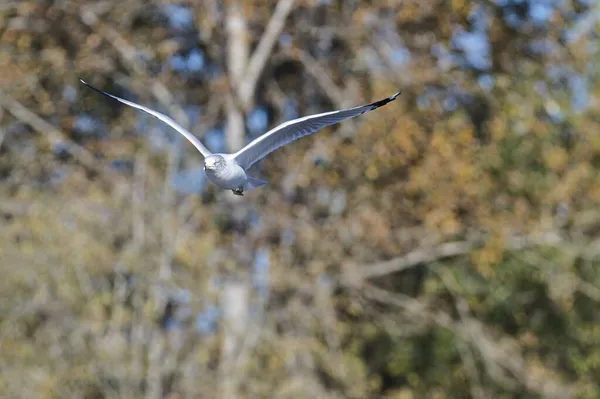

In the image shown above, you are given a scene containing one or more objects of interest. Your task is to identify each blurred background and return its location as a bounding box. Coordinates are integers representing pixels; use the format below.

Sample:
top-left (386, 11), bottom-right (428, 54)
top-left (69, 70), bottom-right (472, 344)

top-left (1, 0), bottom-right (599, 398)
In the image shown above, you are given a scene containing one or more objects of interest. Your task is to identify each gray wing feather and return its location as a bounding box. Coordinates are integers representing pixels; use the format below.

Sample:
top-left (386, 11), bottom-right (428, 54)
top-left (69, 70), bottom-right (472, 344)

top-left (233, 91), bottom-right (401, 170)
top-left (80, 79), bottom-right (211, 158)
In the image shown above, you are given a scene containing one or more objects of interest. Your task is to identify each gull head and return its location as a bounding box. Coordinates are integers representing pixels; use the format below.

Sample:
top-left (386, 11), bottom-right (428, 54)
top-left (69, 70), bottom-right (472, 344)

top-left (204, 155), bottom-right (225, 171)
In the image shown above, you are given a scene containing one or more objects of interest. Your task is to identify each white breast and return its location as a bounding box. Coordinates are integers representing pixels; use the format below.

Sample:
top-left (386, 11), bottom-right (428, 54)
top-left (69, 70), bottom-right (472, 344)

top-left (205, 161), bottom-right (247, 190)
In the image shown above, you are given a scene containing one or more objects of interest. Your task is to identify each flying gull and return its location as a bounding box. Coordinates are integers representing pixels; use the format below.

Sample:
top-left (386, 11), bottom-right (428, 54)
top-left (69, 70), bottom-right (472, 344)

top-left (80, 79), bottom-right (400, 195)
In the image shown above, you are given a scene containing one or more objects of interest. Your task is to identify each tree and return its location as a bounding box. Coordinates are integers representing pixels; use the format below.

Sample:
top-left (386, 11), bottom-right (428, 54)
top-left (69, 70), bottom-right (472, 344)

top-left (0, 0), bottom-right (599, 397)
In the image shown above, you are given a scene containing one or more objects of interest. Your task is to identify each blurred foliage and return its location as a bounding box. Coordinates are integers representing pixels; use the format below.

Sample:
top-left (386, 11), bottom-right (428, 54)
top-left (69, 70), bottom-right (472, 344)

top-left (1, 0), bottom-right (600, 398)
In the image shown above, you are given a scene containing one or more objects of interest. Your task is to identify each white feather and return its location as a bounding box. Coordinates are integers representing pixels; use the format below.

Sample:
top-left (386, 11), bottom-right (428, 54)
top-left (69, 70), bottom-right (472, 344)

top-left (80, 80), bottom-right (211, 158)
top-left (232, 91), bottom-right (401, 169)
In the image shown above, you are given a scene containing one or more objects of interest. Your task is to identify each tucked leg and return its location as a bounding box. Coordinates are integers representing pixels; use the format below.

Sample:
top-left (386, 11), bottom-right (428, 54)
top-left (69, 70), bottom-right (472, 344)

top-left (232, 187), bottom-right (244, 196)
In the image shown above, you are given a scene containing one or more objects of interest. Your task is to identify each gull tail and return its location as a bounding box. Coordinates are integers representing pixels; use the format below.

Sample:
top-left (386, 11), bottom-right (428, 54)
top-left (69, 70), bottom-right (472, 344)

top-left (244, 176), bottom-right (268, 191)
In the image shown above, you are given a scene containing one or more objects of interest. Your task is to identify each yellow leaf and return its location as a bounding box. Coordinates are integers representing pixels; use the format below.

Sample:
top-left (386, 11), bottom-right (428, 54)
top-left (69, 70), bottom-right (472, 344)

top-left (543, 147), bottom-right (569, 172)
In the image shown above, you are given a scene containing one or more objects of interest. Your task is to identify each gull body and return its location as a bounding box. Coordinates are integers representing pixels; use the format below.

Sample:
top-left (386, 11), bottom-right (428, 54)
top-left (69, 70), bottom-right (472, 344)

top-left (203, 154), bottom-right (250, 194)
top-left (80, 79), bottom-right (400, 195)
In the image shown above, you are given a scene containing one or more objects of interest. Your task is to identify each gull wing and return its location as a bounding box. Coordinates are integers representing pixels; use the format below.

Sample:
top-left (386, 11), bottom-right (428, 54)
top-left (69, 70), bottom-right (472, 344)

top-left (233, 91), bottom-right (401, 170)
top-left (80, 79), bottom-right (211, 158)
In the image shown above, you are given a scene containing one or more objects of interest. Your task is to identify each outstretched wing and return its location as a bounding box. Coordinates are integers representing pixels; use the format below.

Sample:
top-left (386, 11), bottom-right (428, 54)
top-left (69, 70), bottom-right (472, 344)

top-left (233, 91), bottom-right (401, 170)
top-left (80, 79), bottom-right (211, 158)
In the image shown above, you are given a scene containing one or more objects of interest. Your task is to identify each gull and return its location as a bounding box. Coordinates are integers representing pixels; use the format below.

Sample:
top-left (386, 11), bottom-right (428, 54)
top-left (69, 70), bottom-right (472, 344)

top-left (80, 79), bottom-right (400, 195)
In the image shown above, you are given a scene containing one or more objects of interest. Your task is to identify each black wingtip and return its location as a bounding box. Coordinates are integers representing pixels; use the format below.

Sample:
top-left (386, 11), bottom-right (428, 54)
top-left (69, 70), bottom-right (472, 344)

top-left (79, 79), bottom-right (110, 98)
top-left (79, 78), bottom-right (94, 90)
top-left (369, 90), bottom-right (402, 110)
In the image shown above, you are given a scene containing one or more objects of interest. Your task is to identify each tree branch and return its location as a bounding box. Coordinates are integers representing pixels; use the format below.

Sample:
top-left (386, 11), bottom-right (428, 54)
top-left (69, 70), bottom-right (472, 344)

top-left (225, 3), bottom-right (249, 153)
top-left (357, 231), bottom-right (563, 279)
top-left (295, 48), bottom-right (349, 109)
top-left (238, 0), bottom-right (295, 109)
top-left (0, 92), bottom-right (100, 170)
